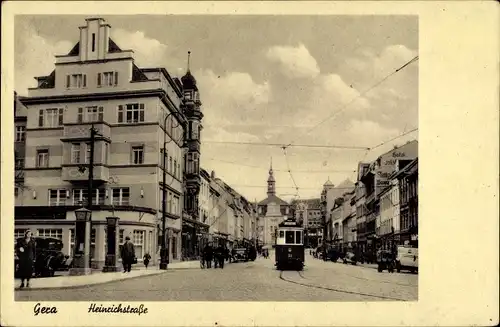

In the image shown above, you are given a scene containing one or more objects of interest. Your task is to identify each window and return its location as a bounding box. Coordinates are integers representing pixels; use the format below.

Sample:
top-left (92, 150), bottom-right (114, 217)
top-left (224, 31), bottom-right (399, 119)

top-left (71, 143), bottom-right (81, 163)
top-left (70, 228), bottom-right (96, 258)
top-left (66, 74), bottom-right (86, 88)
top-left (112, 187), bottom-right (130, 205)
top-left (92, 33), bottom-right (96, 52)
top-left (117, 104), bottom-right (145, 123)
top-left (15, 229), bottom-right (27, 242)
top-left (133, 230), bottom-right (145, 259)
top-left (104, 143), bottom-right (108, 164)
top-left (14, 187), bottom-right (19, 197)
top-left (39, 108), bottom-right (63, 127)
top-left (49, 189), bottom-right (66, 206)
top-left (119, 229), bottom-right (124, 244)
top-left (38, 229), bottom-right (63, 240)
top-left (132, 146), bottom-right (144, 164)
top-left (78, 106), bottom-right (104, 123)
top-left (85, 143), bottom-right (92, 163)
top-left (173, 159), bottom-right (177, 177)
top-left (285, 231), bottom-right (295, 244)
top-left (73, 188), bottom-right (105, 205)
top-left (279, 231), bottom-right (284, 238)
top-left (37, 149), bottom-right (49, 167)
top-left (192, 121), bottom-right (199, 139)
top-left (15, 126), bottom-right (26, 142)
top-left (98, 72), bottom-right (118, 86)
top-left (177, 163), bottom-right (181, 179)
top-left (173, 195), bottom-right (179, 215)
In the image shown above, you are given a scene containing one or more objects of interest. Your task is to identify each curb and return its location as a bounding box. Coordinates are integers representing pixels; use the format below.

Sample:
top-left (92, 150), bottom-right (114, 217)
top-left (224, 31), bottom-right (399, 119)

top-left (14, 270), bottom-right (172, 291)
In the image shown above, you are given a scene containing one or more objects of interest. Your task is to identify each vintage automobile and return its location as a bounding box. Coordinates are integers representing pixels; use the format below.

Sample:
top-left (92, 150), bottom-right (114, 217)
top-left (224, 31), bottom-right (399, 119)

top-left (376, 249), bottom-right (395, 273)
top-left (395, 245), bottom-right (418, 273)
top-left (343, 251), bottom-right (357, 265)
top-left (232, 248), bottom-right (249, 262)
top-left (15, 237), bottom-right (73, 278)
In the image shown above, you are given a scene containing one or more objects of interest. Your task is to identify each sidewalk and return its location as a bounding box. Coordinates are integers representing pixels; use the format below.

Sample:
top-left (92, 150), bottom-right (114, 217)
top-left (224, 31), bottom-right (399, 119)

top-left (14, 260), bottom-right (201, 290)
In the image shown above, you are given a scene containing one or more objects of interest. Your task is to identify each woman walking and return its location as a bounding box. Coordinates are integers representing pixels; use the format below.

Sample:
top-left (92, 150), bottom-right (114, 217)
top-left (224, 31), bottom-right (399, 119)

top-left (16, 230), bottom-right (36, 289)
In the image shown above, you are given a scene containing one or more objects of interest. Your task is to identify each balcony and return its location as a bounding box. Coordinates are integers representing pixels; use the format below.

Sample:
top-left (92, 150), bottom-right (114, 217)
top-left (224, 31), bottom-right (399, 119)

top-left (61, 164), bottom-right (109, 182)
top-left (62, 123), bottom-right (111, 141)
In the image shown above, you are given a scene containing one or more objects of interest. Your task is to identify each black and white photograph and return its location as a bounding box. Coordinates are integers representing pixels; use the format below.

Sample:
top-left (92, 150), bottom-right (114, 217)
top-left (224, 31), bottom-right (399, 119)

top-left (12, 14), bottom-right (419, 302)
top-left (1, 2), bottom-right (498, 327)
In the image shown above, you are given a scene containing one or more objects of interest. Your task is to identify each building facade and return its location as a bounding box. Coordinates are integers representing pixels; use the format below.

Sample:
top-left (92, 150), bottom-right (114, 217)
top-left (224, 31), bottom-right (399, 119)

top-left (257, 161), bottom-right (289, 246)
top-left (395, 158), bottom-right (418, 247)
top-left (14, 17), bottom-right (199, 267)
top-left (358, 141), bottom-right (418, 255)
top-left (14, 92), bottom-right (28, 207)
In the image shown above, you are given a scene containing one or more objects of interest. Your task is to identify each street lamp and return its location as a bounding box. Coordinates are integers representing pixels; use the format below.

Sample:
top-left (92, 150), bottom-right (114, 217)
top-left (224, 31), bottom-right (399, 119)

top-left (69, 207), bottom-right (92, 275)
top-left (103, 216), bottom-right (120, 272)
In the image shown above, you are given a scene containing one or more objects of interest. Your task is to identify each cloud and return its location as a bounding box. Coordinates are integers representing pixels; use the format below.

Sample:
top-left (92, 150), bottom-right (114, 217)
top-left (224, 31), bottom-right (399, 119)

top-left (347, 44), bottom-right (418, 83)
top-left (15, 27), bottom-right (73, 95)
top-left (111, 29), bottom-right (169, 68)
top-left (196, 69), bottom-right (271, 127)
top-left (266, 43), bottom-right (320, 79)
top-left (204, 126), bottom-right (260, 143)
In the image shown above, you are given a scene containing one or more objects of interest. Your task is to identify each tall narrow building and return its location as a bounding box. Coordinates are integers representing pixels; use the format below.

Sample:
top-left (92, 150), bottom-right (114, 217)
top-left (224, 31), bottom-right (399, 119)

top-left (257, 158), bottom-right (289, 246)
top-left (180, 52), bottom-right (206, 255)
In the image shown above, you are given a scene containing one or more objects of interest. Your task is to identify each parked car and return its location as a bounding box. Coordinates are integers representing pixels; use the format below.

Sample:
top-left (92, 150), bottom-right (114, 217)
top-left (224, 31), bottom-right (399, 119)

top-left (395, 245), bottom-right (418, 273)
top-left (376, 249), bottom-right (395, 273)
top-left (15, 237), bottom-right (73, 278)
top-left (232, 248), bottom-right (249, 262)
top-left (343, 251), bottom-right (357, 265)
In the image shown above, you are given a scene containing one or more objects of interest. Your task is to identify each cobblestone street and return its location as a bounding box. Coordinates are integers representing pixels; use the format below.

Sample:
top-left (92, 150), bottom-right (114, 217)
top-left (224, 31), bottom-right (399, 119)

top-left (16, 253), bottom-right (417, 301)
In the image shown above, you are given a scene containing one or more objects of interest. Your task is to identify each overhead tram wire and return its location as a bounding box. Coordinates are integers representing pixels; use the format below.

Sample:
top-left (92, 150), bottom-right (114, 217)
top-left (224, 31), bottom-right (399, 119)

top-left (369, 127), bottom-right (418, 152)
top-left (284, 55), bottom-right (420, 149)
top-left (204, 140), bottom-right (369, 150)
top-left (204, 157), bottom-right (356, 173)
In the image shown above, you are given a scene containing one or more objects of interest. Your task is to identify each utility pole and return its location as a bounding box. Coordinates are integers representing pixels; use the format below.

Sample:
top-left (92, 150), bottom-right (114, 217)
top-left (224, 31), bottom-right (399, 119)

top-left (253, 199), bottom-right (258, 249)
top-left (87, 126), bottom-right (96, 268)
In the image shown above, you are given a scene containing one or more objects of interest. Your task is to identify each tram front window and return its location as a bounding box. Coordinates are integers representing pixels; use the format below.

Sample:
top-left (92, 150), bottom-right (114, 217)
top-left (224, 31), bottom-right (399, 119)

top-left (295, 231), bottom-right (302, 244)
top-left (285, 231), bottom-right (295, 244)
top-left (279, 231), bottom-right (284, 238)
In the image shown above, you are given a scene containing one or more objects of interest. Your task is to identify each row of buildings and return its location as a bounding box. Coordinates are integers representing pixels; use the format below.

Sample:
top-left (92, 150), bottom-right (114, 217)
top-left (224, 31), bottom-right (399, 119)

top-left (12, 17), bottom-right (261, 268)
top-left (320, 140), bottom-right (419, 255)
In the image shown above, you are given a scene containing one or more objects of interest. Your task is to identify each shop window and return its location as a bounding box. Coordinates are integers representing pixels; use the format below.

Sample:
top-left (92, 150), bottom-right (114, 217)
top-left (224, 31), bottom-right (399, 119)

top-left (133, 230), bottom-right (145, 259)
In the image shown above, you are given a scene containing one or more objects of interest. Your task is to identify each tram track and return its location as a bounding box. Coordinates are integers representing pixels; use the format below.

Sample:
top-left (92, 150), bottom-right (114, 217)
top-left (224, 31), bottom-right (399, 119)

top-left (278, 270), bottom-right (408, 301)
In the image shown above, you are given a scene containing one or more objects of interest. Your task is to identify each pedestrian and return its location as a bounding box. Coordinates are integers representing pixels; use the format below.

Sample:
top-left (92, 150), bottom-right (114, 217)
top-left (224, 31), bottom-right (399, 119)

top-left (120, 236), bottom-right (135, 273)
top-left (16, 230), bottom-right (36, 289)
top-left (216, 244), bottom-right (225, 269)
top-left (143, 252), bottom-right (151, 269)
top-left (203, 243), bottom-right (213, 269)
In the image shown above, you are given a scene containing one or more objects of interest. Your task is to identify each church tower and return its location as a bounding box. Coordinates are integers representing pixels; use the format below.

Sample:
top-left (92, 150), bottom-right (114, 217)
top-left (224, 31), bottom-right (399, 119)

top-left (181, 51), bottom-right (203, 219)
top-left (267, 158), bottom-right (276, 197)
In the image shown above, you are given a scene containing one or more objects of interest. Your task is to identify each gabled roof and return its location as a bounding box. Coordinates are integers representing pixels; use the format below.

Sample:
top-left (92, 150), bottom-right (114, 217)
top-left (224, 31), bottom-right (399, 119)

top-left (258, 194), bottom-right (289, 206)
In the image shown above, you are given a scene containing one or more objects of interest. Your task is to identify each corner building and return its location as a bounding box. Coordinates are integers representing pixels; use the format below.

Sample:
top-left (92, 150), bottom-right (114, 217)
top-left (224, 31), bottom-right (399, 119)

top-left (15, 17), bottom-right (197, 268)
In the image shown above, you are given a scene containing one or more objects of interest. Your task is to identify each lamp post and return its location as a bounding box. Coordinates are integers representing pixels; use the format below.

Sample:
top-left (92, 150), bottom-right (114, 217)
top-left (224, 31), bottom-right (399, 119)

top-left (102, 216), bottom-right (120, 272)
top-left (69, 207), bottom-right (92, 275)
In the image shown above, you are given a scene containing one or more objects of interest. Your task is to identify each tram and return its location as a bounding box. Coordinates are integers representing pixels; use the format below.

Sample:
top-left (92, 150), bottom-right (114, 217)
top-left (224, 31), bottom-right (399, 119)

top-left (275, 219), bottom-right (305, 270)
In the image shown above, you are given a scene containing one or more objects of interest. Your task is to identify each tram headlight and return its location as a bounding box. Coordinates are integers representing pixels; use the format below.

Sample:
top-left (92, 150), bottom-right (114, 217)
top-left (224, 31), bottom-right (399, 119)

top-left (288, 248), bottom-right (292, 253)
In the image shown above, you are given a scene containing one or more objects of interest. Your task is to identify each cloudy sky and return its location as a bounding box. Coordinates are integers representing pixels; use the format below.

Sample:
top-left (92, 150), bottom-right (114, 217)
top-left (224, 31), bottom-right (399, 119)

top-left (15, 15), bottom-right (418, 202)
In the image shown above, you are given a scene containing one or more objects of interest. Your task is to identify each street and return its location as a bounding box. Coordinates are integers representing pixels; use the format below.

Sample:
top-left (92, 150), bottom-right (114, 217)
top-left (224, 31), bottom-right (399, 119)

top-left (16, 252), bottom-right (417, 301)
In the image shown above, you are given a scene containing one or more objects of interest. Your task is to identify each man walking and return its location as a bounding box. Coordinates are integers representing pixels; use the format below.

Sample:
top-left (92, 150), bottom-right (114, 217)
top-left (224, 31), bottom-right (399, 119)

top-left (120, 236), bottom-right (135, 273)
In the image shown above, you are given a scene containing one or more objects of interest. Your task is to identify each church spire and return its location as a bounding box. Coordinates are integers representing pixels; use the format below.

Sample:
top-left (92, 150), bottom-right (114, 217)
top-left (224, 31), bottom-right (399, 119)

top-left (267, 157), bottom-right (276, 197)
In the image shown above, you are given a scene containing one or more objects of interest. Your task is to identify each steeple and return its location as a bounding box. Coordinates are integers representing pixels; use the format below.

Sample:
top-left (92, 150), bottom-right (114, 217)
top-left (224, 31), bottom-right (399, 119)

top-left (267, 157), bottom-right (276, 197)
